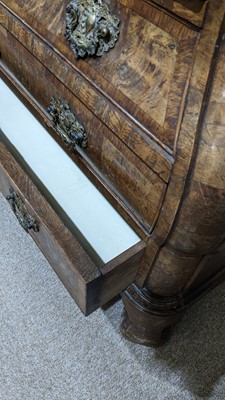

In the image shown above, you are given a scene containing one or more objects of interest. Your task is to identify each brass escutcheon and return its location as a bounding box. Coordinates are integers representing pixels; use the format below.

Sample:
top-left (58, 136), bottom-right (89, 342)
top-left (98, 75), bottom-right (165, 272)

top-left (65, 0), bottom-right (120, 58)
top-left (6, 188), bottom-right (39, 233)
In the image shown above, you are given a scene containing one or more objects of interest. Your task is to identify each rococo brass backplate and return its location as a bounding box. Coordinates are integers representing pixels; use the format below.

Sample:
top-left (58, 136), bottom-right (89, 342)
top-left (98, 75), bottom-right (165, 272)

top-left (47, 98), bottom-right (88, 151)
top-left (6, 188), bottom-right (39, 233)
top-left (65, 0), bottom-right (120, 58)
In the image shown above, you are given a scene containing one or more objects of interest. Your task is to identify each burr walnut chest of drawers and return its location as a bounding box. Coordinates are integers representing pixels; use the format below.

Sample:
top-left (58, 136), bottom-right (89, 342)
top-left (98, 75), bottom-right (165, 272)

top-left (0, 0), bottom-right (225, 346)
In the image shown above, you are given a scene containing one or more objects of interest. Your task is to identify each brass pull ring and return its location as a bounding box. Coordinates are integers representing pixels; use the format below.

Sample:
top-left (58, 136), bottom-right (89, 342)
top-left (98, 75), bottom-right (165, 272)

top-left (65, 0), bottom-right (120, 58)
top-left (6, 188), bottom-right (39, 233)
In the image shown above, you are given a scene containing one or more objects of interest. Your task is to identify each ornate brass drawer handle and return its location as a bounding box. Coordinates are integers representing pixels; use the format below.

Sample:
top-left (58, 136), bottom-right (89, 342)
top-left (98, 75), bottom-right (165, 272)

top-left (65, 0), bottom-right (120, 58)
top-left (6, 188), bottom-right (39, 233)
top-left (47, 98), bottom-right (88, 151)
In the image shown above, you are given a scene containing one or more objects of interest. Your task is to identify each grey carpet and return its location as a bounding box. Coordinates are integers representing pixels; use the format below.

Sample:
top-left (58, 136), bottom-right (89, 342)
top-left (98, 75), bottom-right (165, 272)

top-left (0, 191), bottom-right (225, 400)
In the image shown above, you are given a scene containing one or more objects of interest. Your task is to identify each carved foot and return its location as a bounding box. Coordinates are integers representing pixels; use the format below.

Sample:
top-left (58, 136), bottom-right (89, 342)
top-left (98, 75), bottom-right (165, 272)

top-left (121, 284), bottom-right (184, 346)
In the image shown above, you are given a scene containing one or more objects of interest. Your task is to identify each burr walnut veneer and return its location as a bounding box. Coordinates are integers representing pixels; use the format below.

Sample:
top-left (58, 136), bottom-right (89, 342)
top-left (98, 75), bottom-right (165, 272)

top-left (0, 0), bottom-right (225, 345)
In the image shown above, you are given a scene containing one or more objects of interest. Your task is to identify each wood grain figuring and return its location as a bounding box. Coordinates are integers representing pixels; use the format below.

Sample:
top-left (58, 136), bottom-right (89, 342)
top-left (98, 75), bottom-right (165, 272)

top-left (0, 23), bottom-right (6, 37)
top-left (0, 0), bottom-right (198, 150)
top-left (149, 0), bottom-right (208, 27)
top-left (185, 239), bottom-right (225, 293)
top-left (2, 30), bottom-right (165, 234)
top-left (145, 7), bottom-right (225, 295)
top-left (91, 6), bottom-right (178, 126)
top-left (0, 28), bottom-right (167, 233)
top-left (136, 0), bottom-right (225, 286)
top-left (0, 4), bottom-right (173, 180)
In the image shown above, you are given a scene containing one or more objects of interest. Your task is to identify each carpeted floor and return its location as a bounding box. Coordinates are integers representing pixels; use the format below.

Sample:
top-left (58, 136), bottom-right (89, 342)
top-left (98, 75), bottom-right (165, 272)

top-left (0, 191), bottom-right (225, 400)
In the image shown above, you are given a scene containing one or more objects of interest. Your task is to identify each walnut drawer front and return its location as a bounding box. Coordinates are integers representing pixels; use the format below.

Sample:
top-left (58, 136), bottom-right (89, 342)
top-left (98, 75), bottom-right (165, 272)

top-left (0, 78), bottom-right (145, 315)
top-left (0, 0), bottom-right (198, 152)
top-left (0, 29), bottom-right (167, 236)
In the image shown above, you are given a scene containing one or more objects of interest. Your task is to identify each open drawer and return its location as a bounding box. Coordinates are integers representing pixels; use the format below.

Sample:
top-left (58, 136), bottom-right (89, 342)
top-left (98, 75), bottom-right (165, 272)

top-left (0, 78), bottom-right (145, 315)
